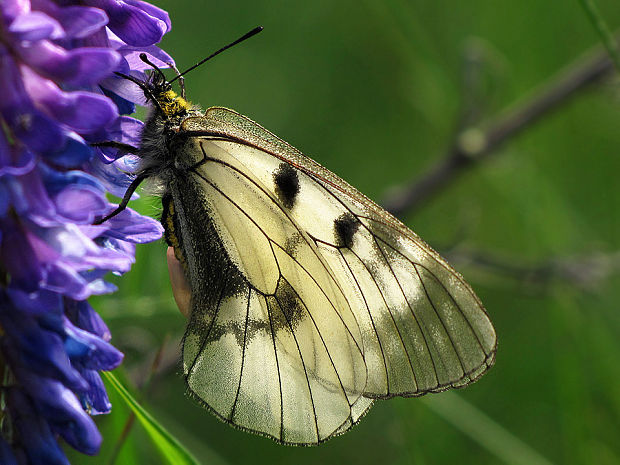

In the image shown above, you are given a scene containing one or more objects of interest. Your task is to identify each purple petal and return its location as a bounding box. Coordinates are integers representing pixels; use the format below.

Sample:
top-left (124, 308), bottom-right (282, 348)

top-left (100, 72), bottom-right (149, 106)
top-left (0, 151), bottom-right (35, 177)
top-left (104, 115), bottom-right (144, 146)
top-left (1, 0), bottom-right (29, 23)
top-left (52, 412), bottom-right (102, 456)
top-left (6, 287), bottom-right (62, 316)
top-left (87, 157), bottom-right (136, 196)
top-left (0, 185), bottom-right (8, 217)
top-left (84, 0), bottom-right (170, 47)
top-left (44, 131), bottom-right (93, 168)
top-left (41, 164), bottom-right (104, 193)
top-left (0, 64), bottom-right (63, 153)
top-left (0, 218), bottom-right (43, 292)
top-left (9, 11), bottom-right (64, 41)
top-left (97, 87), bottom-right (134, 119)
top-left (64, 318), bottom-right (124, 370)
top-left (0, 437), bottom-right (19, 465)
top-left (12, 373), bottom-right (102, 455)
top-left (8, 170), bottom-right (39, 216)
top-left (30, 0), bottom-right (109, 39)
top-left (16, 40), bottom-right (121, 86)
top-left (104, 207), bottom-right (163, 243)
top-left (22, 67), bottom-right (117, 134)
top-left (56, 6), bottom-right (108, 39)
top-left (79, 247), bottom-right (134, 270)
top-left (102, 88), bottom-right (136, 115)
top-left (83, 278), bottom-right (118, 295)
top-left (54, 184), bottom-right (108, 223)
top-left (37, 223), bottom-right (134, 273)
top-left (6, 388), bottom-right (71, 465)
top-left (48, 228), bottom-right (134, 273)
top-left (0, 51), bottom-right (65, 152)
top-left (119, 43), bottom-right (174, 71)
top-left (0, 131), bottom-right (36, 176)
top-left (95, 235), bottom-right (136, 262)
top-left (38, 165), bottom-right (109, 224)
top-left (79, 369), bottom-right (112, 415)
top-left (124, 0), bottom-right (171, 32)
top-left (6, 169), bottom-right (55, 223)
top-left (64, 299), bottom-right (111, 341)
top-left (45, 262), bottom-right (92, 300)
top-left (27, 223), bottom-right (62, 264)
top-left (9, 109), bottom-right (65, 154)
top-left (88, 115), bottom-right (143, 161)
top-left (1, 336), bottom-right (88, 392)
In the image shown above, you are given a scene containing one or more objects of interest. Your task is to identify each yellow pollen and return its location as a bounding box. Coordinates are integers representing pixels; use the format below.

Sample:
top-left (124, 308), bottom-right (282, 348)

top-left (158, 90), bottom-right (191, 117)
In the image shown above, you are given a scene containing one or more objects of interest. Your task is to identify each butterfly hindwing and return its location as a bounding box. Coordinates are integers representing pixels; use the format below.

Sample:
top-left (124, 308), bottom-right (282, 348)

top-left (172, 134), bottom-right (369, 444)
top-left (173, 107), bottom-right (496, 444)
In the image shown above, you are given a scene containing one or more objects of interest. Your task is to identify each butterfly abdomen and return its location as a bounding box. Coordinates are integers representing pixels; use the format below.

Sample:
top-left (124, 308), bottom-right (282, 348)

top-left (161, 193), bottom-right (187, 265)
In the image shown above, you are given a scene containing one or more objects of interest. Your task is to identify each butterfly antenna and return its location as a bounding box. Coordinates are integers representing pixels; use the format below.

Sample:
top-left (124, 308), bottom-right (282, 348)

top-left (169, 26), bottom-right (263, 84)
top-left (139, 53), bottom-right (168, 84)
top-left (166, 61), bottom-right (186, 99)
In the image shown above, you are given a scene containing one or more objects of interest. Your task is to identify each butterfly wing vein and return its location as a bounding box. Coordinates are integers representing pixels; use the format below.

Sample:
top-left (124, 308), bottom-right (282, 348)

top-left (173, 107), bottom-right (496, 445)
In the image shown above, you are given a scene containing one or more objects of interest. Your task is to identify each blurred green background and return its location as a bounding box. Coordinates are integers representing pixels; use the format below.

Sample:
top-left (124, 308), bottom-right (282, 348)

top-left (71, 1), bottom-right (620, 464)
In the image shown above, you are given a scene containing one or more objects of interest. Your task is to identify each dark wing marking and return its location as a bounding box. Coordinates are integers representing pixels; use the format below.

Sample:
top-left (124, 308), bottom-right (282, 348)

top-left (273, 162), bottom-right (300, 209)
top-left (172, 141), bottom-right (370, 444)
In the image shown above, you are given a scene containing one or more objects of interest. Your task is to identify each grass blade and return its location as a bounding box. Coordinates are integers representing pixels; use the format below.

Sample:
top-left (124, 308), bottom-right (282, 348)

top-left (423, 392), bottom-right (555, 465)
top-left (103, 371), bottom-right (201, 465)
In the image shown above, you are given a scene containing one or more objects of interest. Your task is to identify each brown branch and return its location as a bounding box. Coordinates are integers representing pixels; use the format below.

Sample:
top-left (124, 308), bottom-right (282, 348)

top-left (445, 248), bottom-right (620, 291)
top-left (383, 38), bottom-right (616, 216)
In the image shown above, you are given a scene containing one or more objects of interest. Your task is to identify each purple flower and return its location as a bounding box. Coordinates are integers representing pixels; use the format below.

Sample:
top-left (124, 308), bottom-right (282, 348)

top-left (0, 0), bottom-right (170, 462)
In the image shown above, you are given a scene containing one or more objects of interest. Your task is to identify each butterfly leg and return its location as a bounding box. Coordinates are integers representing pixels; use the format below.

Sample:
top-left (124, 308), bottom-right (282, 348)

top-left (93, 172), bottom-right (149, 224)
top-left (90, 141), bottom-right (139, 154)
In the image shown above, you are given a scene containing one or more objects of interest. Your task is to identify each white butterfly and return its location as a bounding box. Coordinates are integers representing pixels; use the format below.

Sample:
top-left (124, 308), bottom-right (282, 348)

top-left (166, 107), bottom-right (496, 445)
top-left (97, 34), bottom-right (496, 445)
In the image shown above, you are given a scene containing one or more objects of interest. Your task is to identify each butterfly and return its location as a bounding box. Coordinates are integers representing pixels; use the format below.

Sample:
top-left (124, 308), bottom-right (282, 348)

top-left (95, 28), bottom-right (496, 445)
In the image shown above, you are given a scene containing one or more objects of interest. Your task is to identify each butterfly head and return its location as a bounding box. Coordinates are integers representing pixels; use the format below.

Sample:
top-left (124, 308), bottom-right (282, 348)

top-left (137, 53), bottom-right (192, 119)
top-left (113, 53), bottom-right (191, 123)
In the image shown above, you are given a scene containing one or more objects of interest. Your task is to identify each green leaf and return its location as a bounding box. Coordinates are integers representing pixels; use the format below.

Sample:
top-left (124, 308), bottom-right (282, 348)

top-left (103, 371), bottom-right (201, 465)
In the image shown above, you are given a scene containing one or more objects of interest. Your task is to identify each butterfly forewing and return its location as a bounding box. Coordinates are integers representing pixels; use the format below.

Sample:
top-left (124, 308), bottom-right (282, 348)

top-left (173, 135), bottom-right (369, 444)
top-left (173, 107), bottom-right (496, 444)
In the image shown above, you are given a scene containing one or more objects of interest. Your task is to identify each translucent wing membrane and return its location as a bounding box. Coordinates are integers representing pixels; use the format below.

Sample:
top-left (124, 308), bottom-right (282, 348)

top-left (173, 107), bottom-right (496, 445)
top-left (173, 141), bottom-right (369, 444)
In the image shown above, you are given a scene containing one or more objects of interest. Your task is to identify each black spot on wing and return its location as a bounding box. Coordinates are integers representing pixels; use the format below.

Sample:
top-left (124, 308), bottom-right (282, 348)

top-left (334, 213), bottom-right (361, 249)
top-left (283, 233), bottom-right (303, 257)
top-left (270, 278), bottom-right (305, 332)
top-left (173, 173), bottom-right (249, 348)
top-left (206, 316), bottom-right (273, 347)
top-left (273, 163), bottom-right (300, 209)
